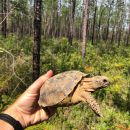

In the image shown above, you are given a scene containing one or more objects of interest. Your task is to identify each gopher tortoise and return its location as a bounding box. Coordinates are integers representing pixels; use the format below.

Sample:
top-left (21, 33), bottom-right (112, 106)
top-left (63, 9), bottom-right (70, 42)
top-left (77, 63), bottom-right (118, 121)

top-left (38, 70), bottom-right (109, 116)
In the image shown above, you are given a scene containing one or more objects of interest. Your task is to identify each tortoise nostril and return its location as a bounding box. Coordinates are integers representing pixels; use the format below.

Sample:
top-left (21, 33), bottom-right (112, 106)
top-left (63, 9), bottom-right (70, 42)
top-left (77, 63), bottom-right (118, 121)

top-left (103, 79), bottom-right (108, 83)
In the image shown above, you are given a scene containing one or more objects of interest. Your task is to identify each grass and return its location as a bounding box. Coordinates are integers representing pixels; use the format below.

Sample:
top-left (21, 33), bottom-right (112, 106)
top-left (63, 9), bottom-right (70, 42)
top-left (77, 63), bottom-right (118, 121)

top-left (0, 36), bottom-right (130, 129)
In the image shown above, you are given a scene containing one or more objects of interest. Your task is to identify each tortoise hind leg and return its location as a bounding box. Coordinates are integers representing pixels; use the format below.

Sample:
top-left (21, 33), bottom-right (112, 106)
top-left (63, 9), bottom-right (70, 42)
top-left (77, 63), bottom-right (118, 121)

top-left (80, 92), bottom-right (102, 117)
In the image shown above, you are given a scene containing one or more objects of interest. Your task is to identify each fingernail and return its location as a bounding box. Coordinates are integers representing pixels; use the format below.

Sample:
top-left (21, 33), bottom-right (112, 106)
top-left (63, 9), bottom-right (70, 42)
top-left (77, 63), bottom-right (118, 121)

top-left (46, 70), bottom-right (53, 77)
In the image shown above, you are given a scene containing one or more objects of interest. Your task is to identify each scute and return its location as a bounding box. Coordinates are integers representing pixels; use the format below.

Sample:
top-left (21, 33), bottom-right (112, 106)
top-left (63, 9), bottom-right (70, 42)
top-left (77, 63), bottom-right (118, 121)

top-left (38, 71), bottom-right (87, 107)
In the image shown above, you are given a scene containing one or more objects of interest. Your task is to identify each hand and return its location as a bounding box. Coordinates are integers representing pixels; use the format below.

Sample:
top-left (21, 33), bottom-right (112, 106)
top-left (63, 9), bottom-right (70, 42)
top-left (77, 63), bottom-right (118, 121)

top-left (3, 70), bottom-right (56, 128)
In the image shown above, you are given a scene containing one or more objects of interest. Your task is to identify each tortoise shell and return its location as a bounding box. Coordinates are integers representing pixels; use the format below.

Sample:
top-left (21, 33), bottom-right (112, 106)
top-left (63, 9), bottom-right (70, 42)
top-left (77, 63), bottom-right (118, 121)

top-left (38, 70), bottom-right (88, 107)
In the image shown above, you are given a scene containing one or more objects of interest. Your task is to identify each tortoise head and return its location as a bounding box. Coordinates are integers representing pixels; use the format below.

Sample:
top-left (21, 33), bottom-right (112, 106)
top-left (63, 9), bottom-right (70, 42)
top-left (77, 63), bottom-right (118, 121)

top-left (93, 76), bottom-right (110, 88)
top-left (82, 76), bottom-right (110, 92)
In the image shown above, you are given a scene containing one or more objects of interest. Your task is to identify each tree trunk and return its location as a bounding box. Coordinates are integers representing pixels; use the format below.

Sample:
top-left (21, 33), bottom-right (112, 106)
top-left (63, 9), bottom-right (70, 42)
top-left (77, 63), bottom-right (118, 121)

top-left (81, 0), bottom-right (89, 59)
top-left (126, 6), bottom-right (130, 46)
top-left (118, 18), bottom-right (123, 47)
top-left (68, 0), bottom-right (76, 44)
top-left (53, 0), bottom-right (59, 38)
top-left (1, 0), bottom-right (7, 38)
top-left (97, 7), bottom-right (104, 42)
top-left (126, 26), bottom-right (130, 46)
top-left (110, 25), bottom-right (115, 44)
top-left (91, 3), bottom-right (97, 45)
top-left (106, 17), bottom-right (110, 41)
top-left (118, 27), bottom-right (122, 47)
top-left (33, 0), bottom-right (42, 81)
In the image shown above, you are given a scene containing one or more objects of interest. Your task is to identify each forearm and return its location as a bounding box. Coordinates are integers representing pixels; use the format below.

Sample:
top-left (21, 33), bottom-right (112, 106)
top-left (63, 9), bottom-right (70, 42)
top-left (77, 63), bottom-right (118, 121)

top-left (0, 119), bottom-right (14, 130)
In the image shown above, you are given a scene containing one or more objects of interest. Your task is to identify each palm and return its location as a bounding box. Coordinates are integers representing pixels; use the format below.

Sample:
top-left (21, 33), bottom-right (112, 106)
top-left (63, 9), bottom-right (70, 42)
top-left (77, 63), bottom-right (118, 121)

top-left (4, 70), bottom-right (56, 128)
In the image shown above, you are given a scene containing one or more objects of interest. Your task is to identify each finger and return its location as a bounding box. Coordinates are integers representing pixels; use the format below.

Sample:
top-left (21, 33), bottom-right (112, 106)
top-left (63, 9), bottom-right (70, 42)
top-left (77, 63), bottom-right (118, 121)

top-left (27, 70), bottom-right (53, 94)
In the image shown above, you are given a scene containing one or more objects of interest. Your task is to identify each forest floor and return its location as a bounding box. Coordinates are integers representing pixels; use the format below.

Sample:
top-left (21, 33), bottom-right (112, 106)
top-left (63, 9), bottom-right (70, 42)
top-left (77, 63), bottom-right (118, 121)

top-left (0, 36), bottom-right (130, 130)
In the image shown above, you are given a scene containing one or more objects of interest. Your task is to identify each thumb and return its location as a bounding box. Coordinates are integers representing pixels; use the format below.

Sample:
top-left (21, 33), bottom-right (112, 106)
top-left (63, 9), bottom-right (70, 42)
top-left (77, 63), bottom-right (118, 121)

top-left (27, 70), bottom-right (53, 94)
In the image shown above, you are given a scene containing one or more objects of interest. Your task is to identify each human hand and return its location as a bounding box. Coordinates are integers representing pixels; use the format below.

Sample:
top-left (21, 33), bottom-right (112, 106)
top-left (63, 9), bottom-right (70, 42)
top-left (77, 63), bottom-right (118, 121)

top-left (3, 70), bottom-right (56, 128)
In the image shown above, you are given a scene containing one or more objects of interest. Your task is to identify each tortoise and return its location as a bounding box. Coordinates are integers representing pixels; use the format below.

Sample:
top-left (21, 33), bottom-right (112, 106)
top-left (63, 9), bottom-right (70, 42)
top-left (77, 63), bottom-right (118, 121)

top-left (38, 70), bottom-right (110, 116)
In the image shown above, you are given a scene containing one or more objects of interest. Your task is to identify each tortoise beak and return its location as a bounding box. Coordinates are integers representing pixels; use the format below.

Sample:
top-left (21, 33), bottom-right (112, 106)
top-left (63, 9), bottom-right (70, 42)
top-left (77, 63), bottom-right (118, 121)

top-left (101, 76), bottom-right (110, 87)
top-left (103, 79), bottom-right (110, 87)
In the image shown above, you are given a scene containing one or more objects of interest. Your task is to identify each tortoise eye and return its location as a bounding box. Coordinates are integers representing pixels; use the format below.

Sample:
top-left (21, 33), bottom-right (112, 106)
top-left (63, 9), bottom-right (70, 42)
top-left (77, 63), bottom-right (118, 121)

top-left (103, 79), bottom-right (108, 83)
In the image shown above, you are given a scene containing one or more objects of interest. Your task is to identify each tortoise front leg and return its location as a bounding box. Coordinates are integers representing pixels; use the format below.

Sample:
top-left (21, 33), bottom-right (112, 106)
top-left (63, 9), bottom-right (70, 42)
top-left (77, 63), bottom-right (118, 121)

top-left (80, 92), bottom-right (102, 117)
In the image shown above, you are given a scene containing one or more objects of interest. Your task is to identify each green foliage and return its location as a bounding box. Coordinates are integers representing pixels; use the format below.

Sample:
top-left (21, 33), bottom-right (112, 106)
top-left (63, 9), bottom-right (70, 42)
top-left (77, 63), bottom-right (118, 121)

top-left (0, 95), bottom-right (12, 111)
top-left (1, 36), bottom-right (130, 129)
top-left (10, 0), bottom-right (29, 15)
top-left (41, 38), bottom-right (83, 74)
top-left (0, 36), bottom-right (32, 110)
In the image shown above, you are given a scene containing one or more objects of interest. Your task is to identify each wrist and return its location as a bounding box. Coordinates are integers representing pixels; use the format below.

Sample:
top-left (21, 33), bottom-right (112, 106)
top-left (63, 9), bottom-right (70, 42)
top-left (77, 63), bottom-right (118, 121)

top-left (3, 105), bottom-right (26, 129)
top-left (0, 119), bottom-right (14, 130)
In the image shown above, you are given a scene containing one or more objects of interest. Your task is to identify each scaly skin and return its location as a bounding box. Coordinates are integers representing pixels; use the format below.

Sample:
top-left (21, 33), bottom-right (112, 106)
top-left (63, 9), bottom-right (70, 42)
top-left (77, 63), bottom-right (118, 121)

top-left (59, 76), bottom-right (109, 116)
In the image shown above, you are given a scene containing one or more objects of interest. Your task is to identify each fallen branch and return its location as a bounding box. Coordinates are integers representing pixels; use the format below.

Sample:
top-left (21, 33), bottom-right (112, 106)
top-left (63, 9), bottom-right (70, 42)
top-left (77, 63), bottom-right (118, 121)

top-left (0, 47), bottom-right (27, 86)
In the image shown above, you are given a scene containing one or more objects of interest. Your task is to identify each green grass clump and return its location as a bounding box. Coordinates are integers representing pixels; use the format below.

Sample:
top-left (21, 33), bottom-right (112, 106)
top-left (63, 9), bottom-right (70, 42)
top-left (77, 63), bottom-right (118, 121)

top-left (0, 36), bottom-right (130, 129)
